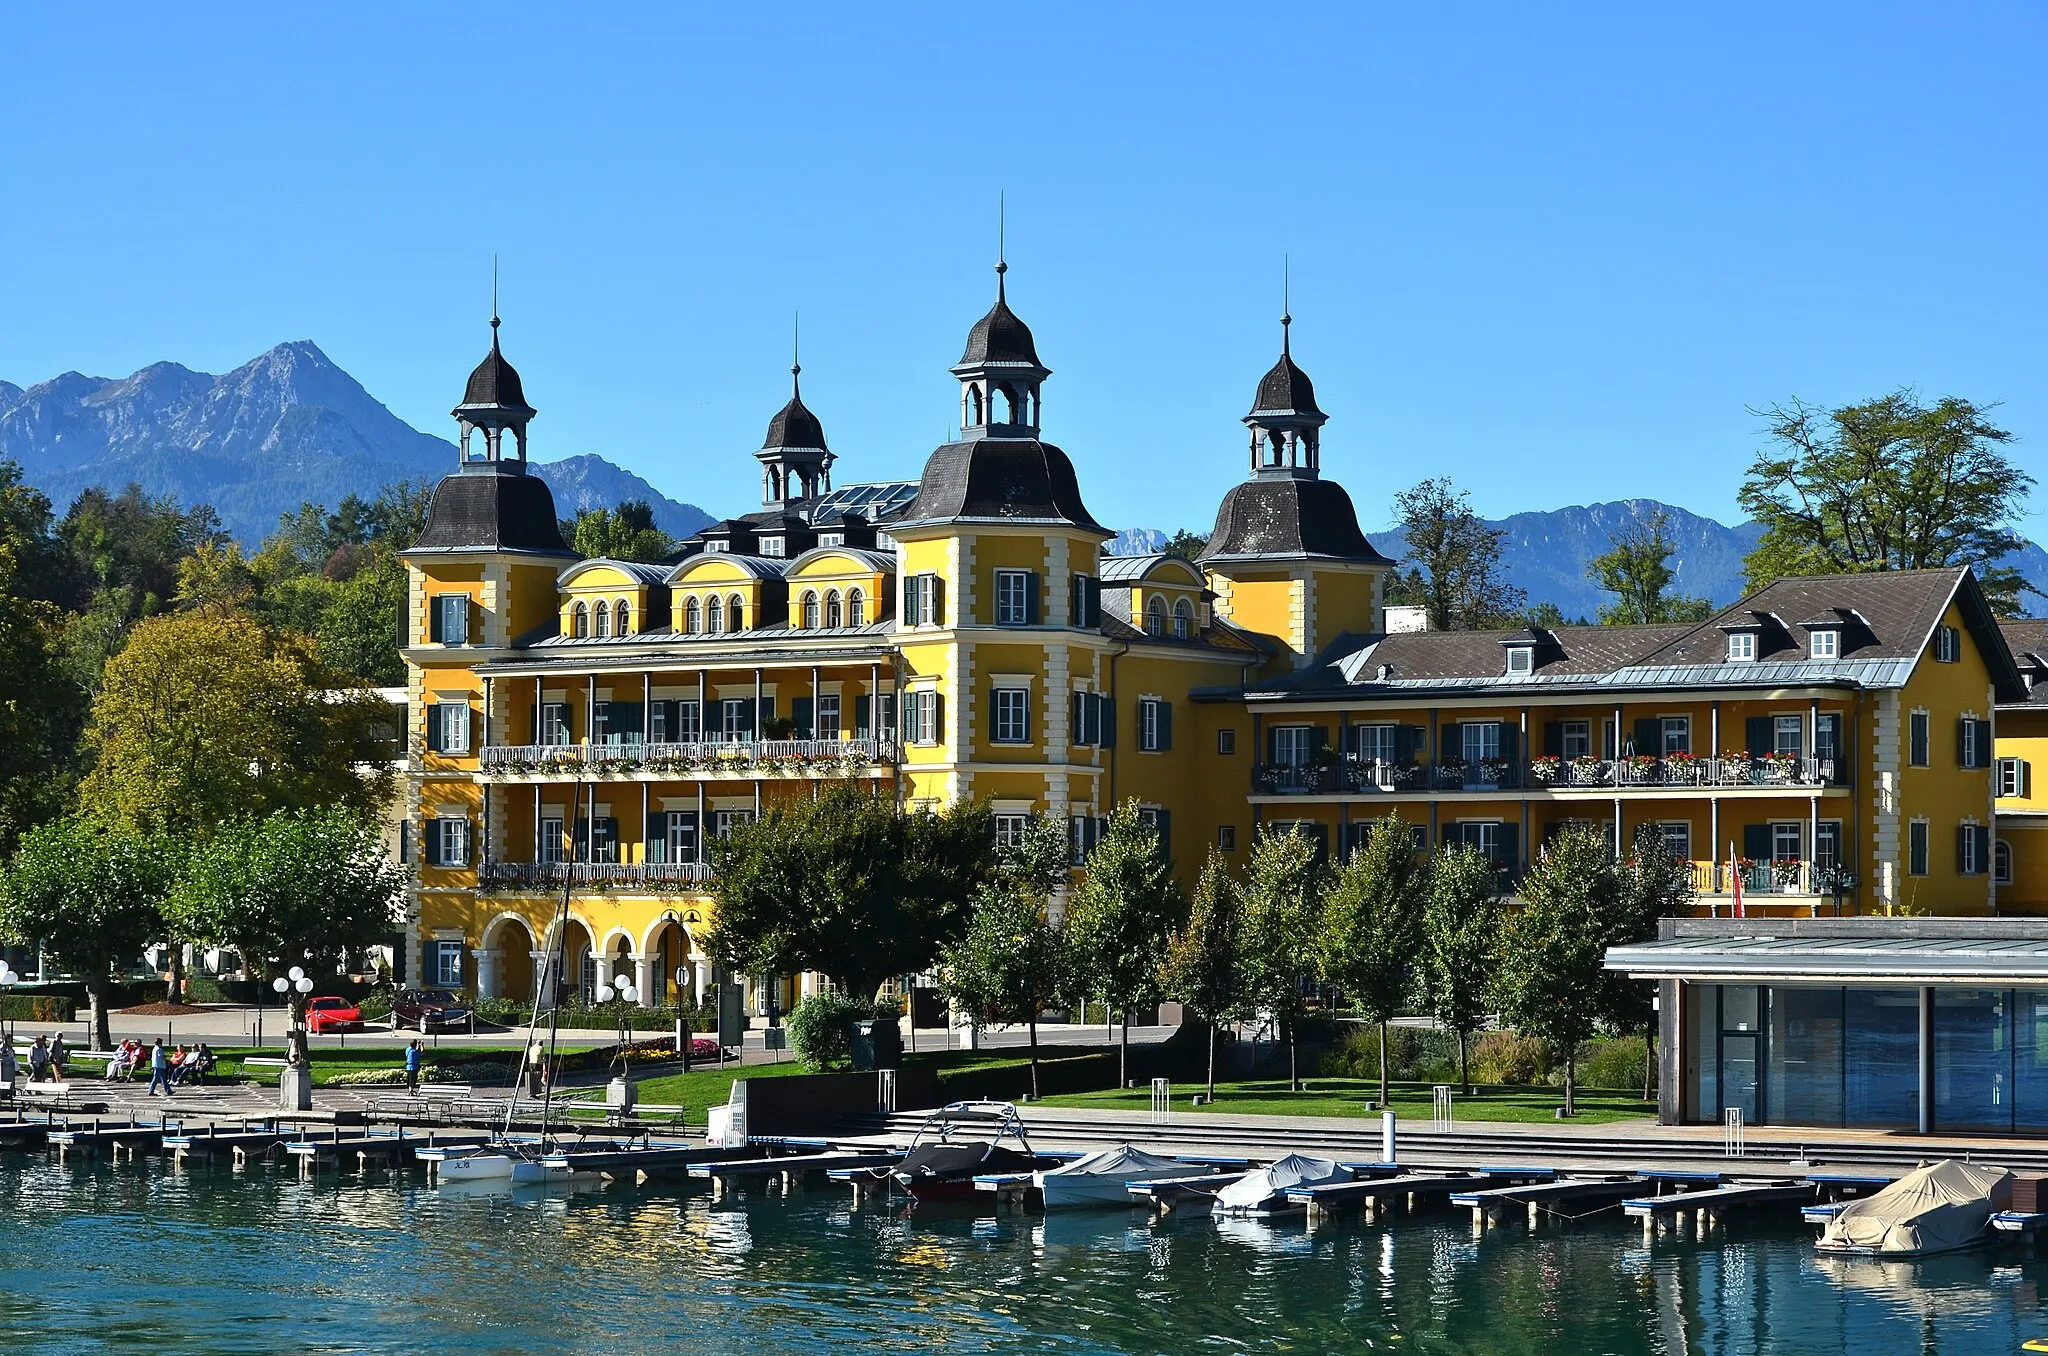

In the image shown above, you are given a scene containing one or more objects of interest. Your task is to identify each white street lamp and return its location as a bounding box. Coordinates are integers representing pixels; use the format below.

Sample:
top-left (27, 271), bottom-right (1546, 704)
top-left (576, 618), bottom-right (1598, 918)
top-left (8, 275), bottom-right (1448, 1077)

top-left (0, 967), bottom-right (18, 1047)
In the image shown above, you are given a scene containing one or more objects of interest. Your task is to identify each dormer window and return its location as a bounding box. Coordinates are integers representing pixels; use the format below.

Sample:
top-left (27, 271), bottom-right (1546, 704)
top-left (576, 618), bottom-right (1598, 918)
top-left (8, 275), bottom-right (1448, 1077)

top-left (1727, 632), bottom-right (1756, 662)
top-left (761, 536), bottom-right (785, 558)
top-left (1505, 646), bottom-right (1534, 677)
top-left (819, 532), bottom-right (843, 548)
top-left (1810, 628), bottom-right (1839, 660)
top-left (704, 540), bottom-right (729, 554)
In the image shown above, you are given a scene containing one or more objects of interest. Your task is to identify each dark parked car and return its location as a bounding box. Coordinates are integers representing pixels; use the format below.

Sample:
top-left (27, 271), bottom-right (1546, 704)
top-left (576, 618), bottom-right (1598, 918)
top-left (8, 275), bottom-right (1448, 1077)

top-left (391, 989), bottom-right (474, 1033)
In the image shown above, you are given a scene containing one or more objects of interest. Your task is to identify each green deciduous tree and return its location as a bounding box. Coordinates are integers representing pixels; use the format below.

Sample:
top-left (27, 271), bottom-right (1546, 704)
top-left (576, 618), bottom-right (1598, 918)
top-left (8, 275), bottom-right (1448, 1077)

top-left (1603, 826), bottom-right (1694, 1098)
top-left (1320, 815), bottom-right (1425, 1107)
top-left (1388, 478), bottom-right (1527, 629)
top-left (1236, 825), bottom-right (1327, 1091)
top-left (1419, 844), bottom-right (1502, 1094)
top-left (1067, 800), bottom-right (1184, 1088)
top-left (1587, 510), bottom-right (1713, 625)
top-left (1160, 851), bottom-right (1246, 1100)
top-left (0, 815), bottom-right (178, 1049)
top-left (1738, 393), bottom-right (2035, 614)
top-left (1162, 529), bottom-right (1208, 562)
top-left (707, 785), bottom-right (996, 1002)
top-left (565, 500), bottom-right (676, 563)
top-left (80, 610), bottom-right (396, 838)
top-left (1494, 823), bottom-right (1616, 1116)
top-left (166, 806), bottom-right (405, 982)
top-left (938, 814), bottom-right (1071, 1097)
top-left (0, 465), bottom-right (86, 850)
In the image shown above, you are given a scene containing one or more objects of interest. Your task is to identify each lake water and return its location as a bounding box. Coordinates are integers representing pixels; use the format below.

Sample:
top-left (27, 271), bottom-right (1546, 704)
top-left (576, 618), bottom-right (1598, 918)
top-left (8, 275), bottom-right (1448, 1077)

top-left (1, 1160), bottom-right (2042, 1354)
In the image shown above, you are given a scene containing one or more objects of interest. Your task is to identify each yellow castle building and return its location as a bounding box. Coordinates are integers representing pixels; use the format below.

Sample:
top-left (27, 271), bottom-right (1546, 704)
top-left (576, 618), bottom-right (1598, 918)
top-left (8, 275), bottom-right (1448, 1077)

top-left (398, 275), bottom-right (2034, 1015)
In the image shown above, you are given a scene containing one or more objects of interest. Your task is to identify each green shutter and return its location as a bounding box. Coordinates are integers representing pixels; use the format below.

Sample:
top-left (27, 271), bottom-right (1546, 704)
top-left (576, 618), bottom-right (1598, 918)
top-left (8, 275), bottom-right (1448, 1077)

top-left (931, 692), bottom-right (945, 745)
top-left (1543, 722), bottom-right (1563, 757)
top-left (1440, 722), bottom-right (1462, 763)
top-left (1496, 822), bottom-right (1519, 868)
top-left (1024, 572), bottom-right (1040, 624)
top-left (1633, 718), bottom-right (1660, 756)
top-left (1744, 717), bottom-right (1771, 757)
top-left (1741, 823), bottom-right (1771, 862)
top-left (854, 695), bottom-right (871, 737)
top-left (429, 597), bottom-right (445, 644)
top-left (931, 576), bottom-right (945, 626)
top-left (1158, 700), bottom-right (1173, 751)
top-left (1154, 809), bottom-right (1171, 862)
top-left (1498, 724), bottom-right (1517, 763)
top-left (1100, 697), bottom-right (1117, 749)
top-left (792, 697), bottom-right (813, 739)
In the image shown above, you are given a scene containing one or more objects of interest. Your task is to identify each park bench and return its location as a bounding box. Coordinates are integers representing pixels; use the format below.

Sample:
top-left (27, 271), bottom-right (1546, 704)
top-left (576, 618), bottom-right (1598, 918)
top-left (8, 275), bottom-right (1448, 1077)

top-left (371, 1082), bottom-right (476, 1119)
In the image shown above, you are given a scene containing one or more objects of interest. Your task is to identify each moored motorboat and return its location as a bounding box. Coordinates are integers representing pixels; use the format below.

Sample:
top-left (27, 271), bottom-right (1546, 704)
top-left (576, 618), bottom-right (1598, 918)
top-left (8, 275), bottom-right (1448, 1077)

top-left (888, 1100), bottom-right (1061, 1202)
top-left (1034, 1145), bottom-right (1189, 1209)
top-left (1214, 1154), bottom-right (1350, 1218)
top-left (1816, 1160), bottom-right (2012, 1257)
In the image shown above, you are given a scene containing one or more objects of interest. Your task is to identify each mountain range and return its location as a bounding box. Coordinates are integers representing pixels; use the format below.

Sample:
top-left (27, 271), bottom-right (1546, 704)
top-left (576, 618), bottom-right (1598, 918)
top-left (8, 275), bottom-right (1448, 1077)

top-left (0, 342), bottom-right (711, 544)
top-left (3, 342), bottom-right (2038, 616)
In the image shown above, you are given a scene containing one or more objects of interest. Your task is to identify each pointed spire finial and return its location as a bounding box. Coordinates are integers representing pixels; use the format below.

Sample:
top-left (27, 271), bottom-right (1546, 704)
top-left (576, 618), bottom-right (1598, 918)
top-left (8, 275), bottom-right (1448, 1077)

top-left (791, 312), bottom-right (802, 393)
top-left (490, 255), bottom-right (502, 345)
top-left (1281, 254), bottom-right (1292, 356)
top-left (996, 191), bottom-right (1008, 298)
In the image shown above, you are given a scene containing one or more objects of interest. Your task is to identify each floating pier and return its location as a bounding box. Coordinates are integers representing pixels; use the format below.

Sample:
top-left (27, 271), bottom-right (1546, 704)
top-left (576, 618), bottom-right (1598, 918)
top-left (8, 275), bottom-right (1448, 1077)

top-left (1287, 1167), bottom-right (1554, 1227)
top-left (1623, 1179), bottom-right (1817, 1239)
top-left (695, 1150), bottom-right (900, 1200)
top-left (48, 1118), bottom-right (170, 1163)
top-left (162, 1122), bottom-right (290, 1168)
top-left (540, 1142), bottom-right (732, 1183)
top-left (288, 1128), bottom-right (490, 1177)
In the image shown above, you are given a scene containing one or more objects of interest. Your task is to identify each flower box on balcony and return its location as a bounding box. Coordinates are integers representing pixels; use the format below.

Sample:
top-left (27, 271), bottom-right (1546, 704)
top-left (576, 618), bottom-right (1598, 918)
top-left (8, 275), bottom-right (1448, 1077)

top-left (1529, 755), bottom-right (1562, 784)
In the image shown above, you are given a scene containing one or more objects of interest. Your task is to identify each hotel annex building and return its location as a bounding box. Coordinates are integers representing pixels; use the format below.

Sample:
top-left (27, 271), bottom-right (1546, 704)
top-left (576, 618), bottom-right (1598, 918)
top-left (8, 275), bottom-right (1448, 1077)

top-left (400, 270), bottom-right (2048, 1133)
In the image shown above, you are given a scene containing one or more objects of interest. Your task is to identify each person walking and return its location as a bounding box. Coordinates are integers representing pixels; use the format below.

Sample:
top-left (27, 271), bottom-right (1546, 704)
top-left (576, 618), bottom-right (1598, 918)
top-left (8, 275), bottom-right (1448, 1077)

top-left (145, 1039), bottom-right (171, 1097)
top-left (28, 1036), bottom-right (51, 1084)
top-left (49, 1033), bottom-right (68, 1079)
top-left (404, 1040), bottom-right (422, 1094)
top-left (1, 1040), bottom-right (18, 1092)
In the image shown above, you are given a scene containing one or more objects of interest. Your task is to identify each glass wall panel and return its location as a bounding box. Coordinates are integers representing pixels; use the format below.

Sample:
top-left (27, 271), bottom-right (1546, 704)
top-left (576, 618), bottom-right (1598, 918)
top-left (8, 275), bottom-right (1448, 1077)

top-left (1844, 988), bottom-right (1920, 1127)
top-left (1686, 983), bottom-right (1718, 1120)
top-left (1934, 988), bottom-right (2011, 1131)
top-left (2014, 990), bottom-right (2048, 1131)
top-left (1768, 986), bottom-right (1843, 1125)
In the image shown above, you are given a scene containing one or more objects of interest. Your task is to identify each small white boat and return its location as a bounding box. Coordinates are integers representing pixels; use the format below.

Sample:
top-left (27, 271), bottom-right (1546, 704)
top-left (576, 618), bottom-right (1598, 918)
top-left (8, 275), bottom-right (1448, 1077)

top-left (421, 1141), bottom-right (555, 1184)
top-left (1817, 1160), bottom-right (2012, 1257)
top-left (1034, 1145), bottom-right (1189, 1209)
top-left (1214, 1153), bottom-right (1350, 1217)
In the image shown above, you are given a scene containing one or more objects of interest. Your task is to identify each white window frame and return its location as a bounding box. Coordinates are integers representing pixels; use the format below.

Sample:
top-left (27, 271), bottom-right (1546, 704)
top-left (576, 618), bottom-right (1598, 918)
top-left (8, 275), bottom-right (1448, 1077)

top-left (1461, 721), bottom-right (1502, 764)
top-left (1961, 823), bottom-right (1981, 876)
top-left (1773, 715), bottom-right (1802, 756)
top-left (1999, 757), bottom-right (2026, 799)
top-left (1995, 838), bottom-right (2014, 886)
top-left (1356, 723), bottom-right (1399, 765)
top-left (1936, 625), bottom-right (1961, 663)
top-left (1505, 646), bottom-right (1534, 676)
top-left (1561, 720), bottom-right (1591, 760)
top-left (995, 570), bottom-right (1030, 627)
top-left (993, 814), bottom-right (1031, 849)
top-left (1770, 821), bottom-right (1803, 863)
top-left (713, 810), bottom-right (755, 839)
top-left (993, 687), bottom-right (1030, 744)
top-left (1273, 726), bottom-right (1315, 767)
top-left (1658, 820), bottom-right (1691, 861)
top-left (433, 594), bottom-right (469, 646)
top-left (760, 536), bottom-right (785, 558)
top-left (1661, 716), bottom-right (1690, 755)
top-left (1811, 628), bottom-right (1839, 660)
top-left (1727, 631), bottom-right (1756, 662)
top-left (1962, 717), bottom-right (1984, 770)
top-left (432, 817), bottom-right (469, 868)
top-left (816, 694), bottom-right (841, 740)
top-left (665, 814), bottom-right (697, 864)
top-left (539, 816), bottom-right (565, 865)
top-left (1172, 598), bottom-right (1194, 640)
top-left (1138, 698), bottom-right (1164, 752)
top-left (433, 941), bottom-right (464, 987)
top-left (433, 701), bottom-right (471, 756)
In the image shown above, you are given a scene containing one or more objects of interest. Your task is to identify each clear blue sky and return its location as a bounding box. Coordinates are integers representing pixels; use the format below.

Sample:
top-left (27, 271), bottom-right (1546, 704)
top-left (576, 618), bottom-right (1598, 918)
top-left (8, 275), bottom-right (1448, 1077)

top-left (3, 5), bottom-right (2044, 538)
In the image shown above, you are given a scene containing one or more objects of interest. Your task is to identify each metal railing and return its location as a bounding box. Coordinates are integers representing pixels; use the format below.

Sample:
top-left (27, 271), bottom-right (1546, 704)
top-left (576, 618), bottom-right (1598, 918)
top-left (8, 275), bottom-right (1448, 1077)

top-left (479, 736), bottom-right (899, 776)
top-left (1253, 754), bottom-right (1840, 795)
top-left (1685, 859), bottom-right (1846, 896)
top-left (477, 860), bottom-right (714, 890)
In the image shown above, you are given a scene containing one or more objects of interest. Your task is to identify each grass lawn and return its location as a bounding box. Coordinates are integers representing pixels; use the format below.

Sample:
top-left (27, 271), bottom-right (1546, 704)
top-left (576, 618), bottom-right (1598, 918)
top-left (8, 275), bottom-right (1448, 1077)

top-left (1039, 1078), bottom-right (1655, 1125)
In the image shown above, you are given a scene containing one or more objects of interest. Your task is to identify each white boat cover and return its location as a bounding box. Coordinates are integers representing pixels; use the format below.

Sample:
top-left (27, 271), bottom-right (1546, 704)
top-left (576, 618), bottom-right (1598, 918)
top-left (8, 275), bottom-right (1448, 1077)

top-left (1040, 1146), bottom-right (1181, 1181)
top-left (1818, 1160), bottom-right (2012, 1256)
top-left (1215, 1154), bottom-right (1348, 1213)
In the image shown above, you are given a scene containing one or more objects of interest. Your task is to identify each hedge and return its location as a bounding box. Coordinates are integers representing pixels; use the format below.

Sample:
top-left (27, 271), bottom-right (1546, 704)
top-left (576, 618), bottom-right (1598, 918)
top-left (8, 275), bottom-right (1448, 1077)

top-left (0, 995), bottom-right (75, 1022)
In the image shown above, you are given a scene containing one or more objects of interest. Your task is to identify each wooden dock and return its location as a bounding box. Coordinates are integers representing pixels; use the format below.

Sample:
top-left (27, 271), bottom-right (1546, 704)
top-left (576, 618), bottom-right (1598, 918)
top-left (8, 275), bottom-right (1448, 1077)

top-left (693, 1150), bottom-right (899, 1200)
top-left (1623, 1179), bottom-right (1817, 1239)
top-left (1451, 1174), bottom-right (1648, 1229)
top-left (1285, 1167), bottom-right (1555, 1226)
top-left (48, 1119), bottom-right (170, 1163)
top-left (286, 1129), bottom-right (490, 1176)
top-left (540, 1142), bottom-right (733, 1183)
top-left (162, 1123), bottom-right (291, 1168)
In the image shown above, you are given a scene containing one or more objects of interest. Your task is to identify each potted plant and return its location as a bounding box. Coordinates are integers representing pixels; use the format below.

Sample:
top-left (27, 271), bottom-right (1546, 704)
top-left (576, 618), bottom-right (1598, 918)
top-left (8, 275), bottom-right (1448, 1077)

top-left (1569, 754), bottom-right (1606, 785)
top-left (1529, 754), bottom-right (1562, 784)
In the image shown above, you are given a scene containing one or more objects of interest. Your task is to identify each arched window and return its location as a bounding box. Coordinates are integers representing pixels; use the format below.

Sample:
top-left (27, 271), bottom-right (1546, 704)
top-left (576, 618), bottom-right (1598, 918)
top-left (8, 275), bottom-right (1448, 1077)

top-left (967, 385), bottom-right (983, 426)
top-left (999, 385), bottom-right (1020, 423)
top-left (1145, 596), bottom-right (1167, 636)
top-left (847, 589), bottom-right (866, 626)
top-left (1996, 839), bottom-right (2014, 886)
top-left (614, 599), bottom-right (631, 635)
top-left (706, 596), bottom-right (723, 633)
top-left (727, 595), bottom-right (744, 632)
top-left (594, 601), bottom-right (610, 638)
top-left (825, 590), bottom-right (842, 627)
top-left (1173, 597), bottom-right (1194, 640)
top-left (685, 597), bottom-right (701, 634)
top-left (802, 591), bottom-right (819, 629)
top-left (572, 602), bottom-right (589, 638)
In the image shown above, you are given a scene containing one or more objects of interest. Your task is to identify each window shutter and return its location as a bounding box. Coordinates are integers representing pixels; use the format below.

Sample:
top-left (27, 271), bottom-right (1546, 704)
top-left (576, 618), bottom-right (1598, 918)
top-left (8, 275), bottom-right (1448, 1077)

top-left (2024, 762), bottom-right (2033, 798)
top-left (987, 690), bottom-right (1000, 743)
top-left (1440, 722), bottom-right (1462, 761)
top-left (1978, 720), bottom-right (1995, 769)
top-left (426, 704), bottom-right (443, 753)
top-left (429, 597), bottom-right (445, 644)
top-left (1158, 700), bottom-right (1173, 751)
top-left (930, 575), bottom-right (945, 626)
top-left (1744, 717), bottom-right (1771, 757)
top-left (1100, 697), bottom-right (1117, 749)
top-left (1154, 809), bottom-right (1171, 861)
top-left (1498, 724), bottom-right (1517, 763)
top-left (931, 692), bottom-right (945, 745)
top-left (1979, 824), bottom-right (1994, 872)
top-left (529, 704), bottom-right (540, 744)
top-left (1741, 823), bottom-right (1771, 862)
top-left (1543, 722), bottom-right (1563, 757)
top-left (1024, 572), bottom-right (1040, 624)
top-left (1496, 822), bottom-right (1519, 868)
top-left (792, 697), bottom-right (813, 740)
top-left (1071, 692), bottom-right (1085, 745)
top-left (854, 695), bottom-right (871, 738)
top-left (1632, 718), bottom-right (1659, 757)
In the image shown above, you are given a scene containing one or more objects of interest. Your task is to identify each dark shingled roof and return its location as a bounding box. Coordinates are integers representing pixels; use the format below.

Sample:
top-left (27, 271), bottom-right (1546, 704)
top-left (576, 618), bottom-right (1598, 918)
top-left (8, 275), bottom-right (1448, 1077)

top-left (957, 278), bottom-right (1042, 369)
top-left (410, 467), bottom-right (572, 555)
top-left (1998, 619), bottom-right (2048, 707)
top-left (1251, 351), bottom-right (1322, 418)
top-left (458, 328), bottom-right (533, 414)
top-left (895, 436), bottom-right (1106, 533)
top-left (1639, 569), bottom-right (1988, 668)
top-left (1349, 623), bottom-right (1695, 683)
top-left (1199, 476), bottom-right (1393, 564)
top-left (761, 388), bottom-right (828, 452)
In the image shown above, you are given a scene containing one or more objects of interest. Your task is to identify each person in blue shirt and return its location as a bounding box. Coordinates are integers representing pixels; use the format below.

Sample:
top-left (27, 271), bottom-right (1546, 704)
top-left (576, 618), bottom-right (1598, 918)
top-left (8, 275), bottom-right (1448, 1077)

top-left (404, 1040), bottom-right (422, 1093)
top-left (145, 1040), bottom-right (170, 1097)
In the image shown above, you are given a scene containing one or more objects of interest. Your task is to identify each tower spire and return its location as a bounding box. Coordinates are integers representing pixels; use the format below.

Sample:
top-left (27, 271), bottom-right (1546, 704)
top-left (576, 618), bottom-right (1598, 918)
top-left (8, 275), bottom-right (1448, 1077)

top-left (791, 311), bottom-right (801, 394)
top-left (491, 254), bottom-right (501, 345)
top-left (996, 191), bottom-right (1007, 298)
top-left (1281, 254), bottom-right (1291, 356)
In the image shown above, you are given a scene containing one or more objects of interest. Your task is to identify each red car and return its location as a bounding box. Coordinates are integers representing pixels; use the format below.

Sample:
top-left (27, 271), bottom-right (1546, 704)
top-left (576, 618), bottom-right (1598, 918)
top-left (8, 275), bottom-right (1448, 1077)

top-left (304, 996), bottom-right (364, 1032)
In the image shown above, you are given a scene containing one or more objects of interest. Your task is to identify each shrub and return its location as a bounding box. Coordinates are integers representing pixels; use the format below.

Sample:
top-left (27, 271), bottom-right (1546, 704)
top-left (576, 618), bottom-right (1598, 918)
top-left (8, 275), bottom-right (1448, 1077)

top-left (0, 994), bottom-right (74, 1022)
top-left (1318, 1025), bottom-right (1458, 1084)
top-left (1578, 1034), bottom-right (1649, 1090)
top-left (1468, 1030), bottom-right (1549, 1086)
top-left (786, 993), bottom-right (871, 1071)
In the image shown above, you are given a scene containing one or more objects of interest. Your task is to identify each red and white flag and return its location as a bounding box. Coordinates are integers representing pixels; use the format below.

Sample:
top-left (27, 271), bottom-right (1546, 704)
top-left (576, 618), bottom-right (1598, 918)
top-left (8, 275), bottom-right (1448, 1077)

top-left (1730, 841), bottom-right (1745, 918)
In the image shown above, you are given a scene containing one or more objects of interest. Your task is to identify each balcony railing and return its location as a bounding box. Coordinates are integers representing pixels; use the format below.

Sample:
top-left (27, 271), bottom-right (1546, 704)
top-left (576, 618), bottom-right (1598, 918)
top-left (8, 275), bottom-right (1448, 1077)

top-left (479, 736), bottom-right (899, 778)
top-left (1253, 755), bottom-right (1840, 796)
top-left (477, 860), bottom-right (714, 890)
top-left (1686, 859), bottom-right (1847, 897)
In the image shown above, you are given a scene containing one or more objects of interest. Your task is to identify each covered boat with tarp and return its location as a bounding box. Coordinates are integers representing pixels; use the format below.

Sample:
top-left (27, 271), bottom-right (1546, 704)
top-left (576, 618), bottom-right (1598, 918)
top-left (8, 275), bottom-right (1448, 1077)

top-left (1816, 1160), bottom-right (2012, 1256)
top-left (1034, 1145), bottom-right (1188, 1209)
top-left (1214, 1154), bottom-right (1350, 1217)
top-left (886, 1101), bottom-right (1060, 1202)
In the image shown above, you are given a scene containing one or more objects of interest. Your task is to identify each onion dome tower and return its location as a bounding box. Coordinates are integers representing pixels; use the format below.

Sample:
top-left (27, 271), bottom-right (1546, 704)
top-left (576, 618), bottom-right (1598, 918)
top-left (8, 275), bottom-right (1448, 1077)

top-left (1199, 306), bottom-right (1390, 667)
top-left (756, 359), bottom-right (834, 508)
top-left (410, 311), bottom-right (570, 556)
